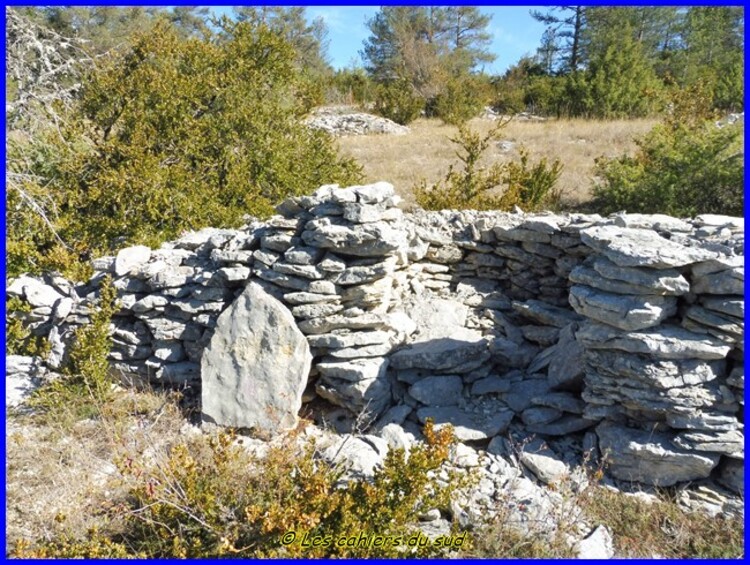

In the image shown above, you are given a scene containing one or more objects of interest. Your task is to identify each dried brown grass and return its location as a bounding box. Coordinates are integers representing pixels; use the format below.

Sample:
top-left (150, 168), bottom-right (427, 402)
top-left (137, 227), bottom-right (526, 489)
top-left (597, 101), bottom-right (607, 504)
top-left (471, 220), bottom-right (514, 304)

top-left (336, 116), bottom-right (656, 209)
top-left (5, 386), bottom-right (188, 547)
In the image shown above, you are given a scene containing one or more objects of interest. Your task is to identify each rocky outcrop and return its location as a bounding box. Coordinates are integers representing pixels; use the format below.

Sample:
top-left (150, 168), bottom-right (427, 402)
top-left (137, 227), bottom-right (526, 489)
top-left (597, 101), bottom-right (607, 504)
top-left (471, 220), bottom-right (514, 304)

top-left (6, 182), bottom-right (743, 494)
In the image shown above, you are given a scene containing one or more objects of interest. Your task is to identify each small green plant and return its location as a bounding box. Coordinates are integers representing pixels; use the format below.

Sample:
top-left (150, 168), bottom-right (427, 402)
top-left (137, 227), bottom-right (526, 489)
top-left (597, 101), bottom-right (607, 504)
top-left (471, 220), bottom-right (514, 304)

top-left (5, 296), bottom-right (51, 357)
top-left (414, 121), bottom-right (562, 211)
top-left (432, 75), bottom-right (488, 126)
top-left (28, 276), bottom-right (118, 421)
top-left (374, 79), bottom-right (425, 125)
top-left (11, 421), bottom-right (471, 558)
top-left (504, 148), bottom-right (563, 211)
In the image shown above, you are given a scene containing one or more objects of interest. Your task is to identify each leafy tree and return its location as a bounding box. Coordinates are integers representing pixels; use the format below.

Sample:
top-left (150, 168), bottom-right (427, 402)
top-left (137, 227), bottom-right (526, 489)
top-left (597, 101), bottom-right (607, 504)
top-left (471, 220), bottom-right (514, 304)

top-left (531, 6), bottom-right (587, 72)
top-left (233, 6), bottom-right (332, 78)
top-left (584, 20), bottom-right (664, 118)
top-left (361, 6), bottom-right (495, 101)
top-left (6, 16), bottom-right (361, 277)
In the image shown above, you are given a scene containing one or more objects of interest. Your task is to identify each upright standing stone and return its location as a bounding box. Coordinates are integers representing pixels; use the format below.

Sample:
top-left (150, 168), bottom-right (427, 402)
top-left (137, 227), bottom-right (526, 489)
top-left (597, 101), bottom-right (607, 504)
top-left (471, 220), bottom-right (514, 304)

top-left (201, 281), bottom-right (312, 434)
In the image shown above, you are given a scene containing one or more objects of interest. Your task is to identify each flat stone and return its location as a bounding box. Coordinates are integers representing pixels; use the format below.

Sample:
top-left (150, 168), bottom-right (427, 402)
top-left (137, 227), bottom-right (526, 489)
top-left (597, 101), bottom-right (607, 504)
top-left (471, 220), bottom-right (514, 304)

top-left (201, 281), bottom-right (312, 434)
top-left (590, 257), bottom-right (690, 295)
top-left (409, 376), bottom-right (463, 406)
top-left (317, 357), bottom-right (389, 382)
top-left (471, 375), bottom-right (513, 395)
top-left (692, 264), bottom-right (744, 295)
top-left (307, 330), bottom-right (392, 349)
top-left (298, 313), bottom-right (398, 335)
top-left (253, 248), bottom-right (280, 266)
top-left (547, 323), bottom-right (585, 390)
top-left (613, 213), bottom-right (693, 232)
top-left (283, 292), bottom-right (339, 305)
top-left (272, 261), bottom-right (324, 280)
top-left (416, 405), bottom-right (514, 441)
top-left (512, 299), bottom-right (582, 328)
top-left (583, 349), bottom-right (723, 389)
top-left (596, 422), bottom-right (720, 486)
top-left (291, 301), bottom-right (343, 319)
top-left (672, 429), bottom-right (744, 457)
top-left (693, 214), bottom-right (744, 229)
top-left (569, 285), bottom-right (677, 331)
top-left (333, 261), bottom-right (394, 286)
top-left (519, 438), bottom-right (569, 484)
top-left (699, 297), bottom-right (744, 319)
top-left (114, 245), bottom-right (151, 276)
top-left (316, 374), bottom-right (392, 418)
top-left (521, 406), bottom-right (563, 426)
top-left (580, 226), bottom-right (716, 268)
top-left (326, 342), bottom-right (395, 359)
top-left (284, 245), bottom-right (323, 265)
top-left (503, 379), bottom-right (552, 413)
top-left (390, 331), bottom-right (490, 372)
top-left (526, 415), bottom-right (594, 436)
top-left (8, 276), bottom-right (63, 308)
top-left (302, 217), bottom-right (407, 257)
top-left (353, 181), bottom-right (394, 204)
top-left (531, 392), bottom-right (585, 414)
top-left (342, 202), bottom-right (390, 223)
top-left (322, 435), bottom-right (389, 477)
top-left (570, 264), bottom-right (680, 296)
top-left (318, 253), bottom-right (347, 273)
top-left (576, 323), bottom-right (732, 360)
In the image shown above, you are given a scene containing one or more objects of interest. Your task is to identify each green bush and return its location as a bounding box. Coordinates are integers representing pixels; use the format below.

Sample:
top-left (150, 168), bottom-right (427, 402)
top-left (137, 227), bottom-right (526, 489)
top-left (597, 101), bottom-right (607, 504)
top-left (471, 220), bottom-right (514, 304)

top-left (593, 108), bottom-right (743, 217)
top-left (414, 122), bottom-right (562, 212)
top-left (373, 79), bottom-right (424, 125)
top-left (5, 296), bottom-right (51, 357)
top-left (433, 75), bottom-right (488, 126)
top-left (12, 422), bottom-right (470, 558)
top-left (28, 277), bottom-right (119, 421)
top-left (6, 19), bottom-right (362, 279)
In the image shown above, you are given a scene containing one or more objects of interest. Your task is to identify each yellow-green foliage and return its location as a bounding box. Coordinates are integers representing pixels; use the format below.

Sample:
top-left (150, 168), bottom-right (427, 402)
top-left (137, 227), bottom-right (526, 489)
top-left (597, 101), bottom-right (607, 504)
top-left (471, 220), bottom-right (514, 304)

top-left (593, 83), bottom-right (743, 217)
top-left (5, 296), bottom-right (50, 357)
top-left (374, 79), bottom-right (425, 125)
top-left (28, 277), bottom-right (118, 419)
top-left (432, 75), bottom-right (490, 126)
top-left (414, 122), bottom-right (562, 212)
top-left (6, 19), bottom-right (362, 278)
top-left (12, 421), bottom-right (470, 558)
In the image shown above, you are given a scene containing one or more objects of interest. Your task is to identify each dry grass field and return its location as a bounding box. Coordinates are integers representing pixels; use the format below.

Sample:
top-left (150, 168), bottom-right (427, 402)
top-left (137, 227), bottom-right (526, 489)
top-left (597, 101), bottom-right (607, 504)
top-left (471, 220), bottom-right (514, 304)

top-left (336, 116), bottom-right (657, 209)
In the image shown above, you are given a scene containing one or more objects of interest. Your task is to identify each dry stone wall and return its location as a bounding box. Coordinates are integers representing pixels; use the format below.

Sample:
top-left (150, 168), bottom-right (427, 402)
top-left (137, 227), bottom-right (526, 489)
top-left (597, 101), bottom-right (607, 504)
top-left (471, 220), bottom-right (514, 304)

top-left (7, 182), bottom-right (744, 492)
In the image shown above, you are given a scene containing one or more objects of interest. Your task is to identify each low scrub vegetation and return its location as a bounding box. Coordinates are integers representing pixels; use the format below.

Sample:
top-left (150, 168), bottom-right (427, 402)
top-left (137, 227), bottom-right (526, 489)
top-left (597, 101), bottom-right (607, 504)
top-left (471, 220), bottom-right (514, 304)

top-left (593, 84), bottom-right (744, 217)
top-left (11, 421), bottom-right (468, 558)
top-left (414, 121), bottom-right (562, 212)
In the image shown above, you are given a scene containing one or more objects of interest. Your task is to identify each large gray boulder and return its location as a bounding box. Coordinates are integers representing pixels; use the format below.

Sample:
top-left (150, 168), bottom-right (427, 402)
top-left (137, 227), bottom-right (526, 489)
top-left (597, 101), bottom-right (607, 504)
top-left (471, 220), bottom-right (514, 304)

top-left (201, 281), bottom-right (312, 434)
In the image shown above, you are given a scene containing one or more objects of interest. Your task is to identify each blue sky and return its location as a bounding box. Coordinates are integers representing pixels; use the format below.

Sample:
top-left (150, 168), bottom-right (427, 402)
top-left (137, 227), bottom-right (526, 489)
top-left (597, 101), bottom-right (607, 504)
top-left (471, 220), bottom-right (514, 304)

top-left (211, 6), bottom-right (549, 75)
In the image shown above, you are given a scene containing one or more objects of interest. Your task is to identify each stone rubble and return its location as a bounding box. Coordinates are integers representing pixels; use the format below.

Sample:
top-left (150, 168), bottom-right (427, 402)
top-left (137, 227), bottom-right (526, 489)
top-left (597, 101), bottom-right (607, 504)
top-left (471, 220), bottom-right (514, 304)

top-left (7, 182), bottom-right (744, 525)
top-left (304, 106), bottom-right (409, 137)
